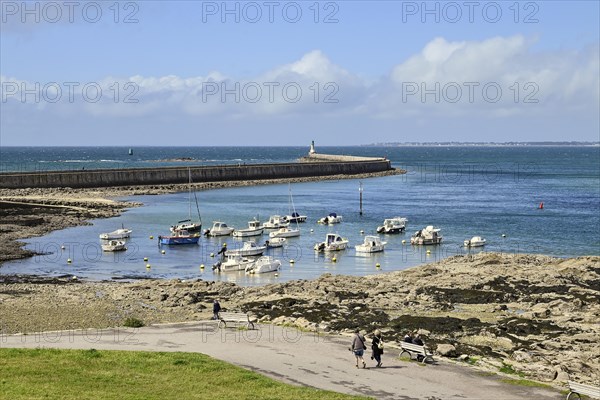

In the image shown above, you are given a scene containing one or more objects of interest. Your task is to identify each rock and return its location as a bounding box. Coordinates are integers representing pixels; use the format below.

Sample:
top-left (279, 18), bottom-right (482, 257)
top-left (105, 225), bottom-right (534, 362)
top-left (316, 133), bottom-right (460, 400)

top-left (555, 371), bottom-right (570, 383)
top-left (458, 354), bottom-right (470, 361)
top-left (512, 350), bottom-right (533, 362)
top-left (437, 344), bottom-right (457, 357)
top-left (416, 328), bottom-right (430, 336)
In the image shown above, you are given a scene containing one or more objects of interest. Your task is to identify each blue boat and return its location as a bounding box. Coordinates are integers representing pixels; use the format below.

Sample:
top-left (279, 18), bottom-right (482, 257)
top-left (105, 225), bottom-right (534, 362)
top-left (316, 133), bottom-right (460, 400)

top-left (158, 230), bottom-right (200, 245)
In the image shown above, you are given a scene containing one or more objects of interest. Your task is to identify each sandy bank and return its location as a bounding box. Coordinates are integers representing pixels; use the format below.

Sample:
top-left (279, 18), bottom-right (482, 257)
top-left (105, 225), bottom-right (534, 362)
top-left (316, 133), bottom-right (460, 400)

top-left (1, 253), bottom-right (598, 388)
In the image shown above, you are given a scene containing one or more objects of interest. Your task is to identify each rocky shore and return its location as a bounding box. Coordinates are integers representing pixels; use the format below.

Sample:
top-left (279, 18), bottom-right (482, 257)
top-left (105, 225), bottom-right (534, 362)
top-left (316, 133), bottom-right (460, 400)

top-left (0, 169), bottom-right (400, 264)
top-left (1, 253), bottom-right (598, 387)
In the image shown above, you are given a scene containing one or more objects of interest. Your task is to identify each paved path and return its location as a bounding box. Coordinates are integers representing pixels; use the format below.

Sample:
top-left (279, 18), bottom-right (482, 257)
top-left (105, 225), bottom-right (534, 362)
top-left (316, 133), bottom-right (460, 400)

top-left (1, 322), bottom-right (562, 400)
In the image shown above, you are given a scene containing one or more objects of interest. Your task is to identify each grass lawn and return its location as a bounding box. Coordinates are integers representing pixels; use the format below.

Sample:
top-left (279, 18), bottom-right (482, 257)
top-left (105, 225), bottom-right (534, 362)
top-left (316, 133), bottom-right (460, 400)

top-left (0, 348), bottom-right (368, 400)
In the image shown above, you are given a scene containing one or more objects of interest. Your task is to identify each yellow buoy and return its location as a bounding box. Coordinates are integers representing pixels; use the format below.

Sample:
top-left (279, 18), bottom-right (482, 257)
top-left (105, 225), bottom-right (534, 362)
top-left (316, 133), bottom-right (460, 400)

top-left (332, 257), bottom-right (337, 262)
top-left (402, 240), bottom-right (406, 244)
top-left (426, 250), bottom-right (431, 255)
top-left (143, 257), bottom-right (148, 262)
top-left (502, 234), bottom-right (506, 238)
top-left (310, 229), bottom-right (314, 233)
top-left (67, 258), bottom-right (72, 264)
top-left (210, 253), bottom-right (215, 257)
top-left (161, 250), bottom-right (166, 254)
top-left (149, 235), bottom-right (154, 239)
top-left (61, 245), bottom-right (65, 250)
top-left (375, 263), bottom-right (380, 268)
top-left (146, 264), bottom-right (151, 269)
top-left (200, 264), bottom-right (205, 269)
top-left (72, 276), bottom-right (77, 280)
top-left (360, 230), bottom-right (364, 234)
top-left (274, 273), bottom-right (279, 277)
top-left (290, 259), bottom-right (295, 264)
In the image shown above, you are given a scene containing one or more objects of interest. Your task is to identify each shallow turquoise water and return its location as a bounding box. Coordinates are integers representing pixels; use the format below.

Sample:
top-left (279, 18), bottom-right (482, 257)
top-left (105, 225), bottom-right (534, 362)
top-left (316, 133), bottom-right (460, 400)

top-left (1, 146), bottom-right (598, 285)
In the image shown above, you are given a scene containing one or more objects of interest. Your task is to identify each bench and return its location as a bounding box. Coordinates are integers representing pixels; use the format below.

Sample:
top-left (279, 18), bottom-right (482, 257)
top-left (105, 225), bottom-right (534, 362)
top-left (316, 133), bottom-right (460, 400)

top-left (399, 342), bottom-right (434, 364)
top-left (567, 381), bottom-right (600, 400)
top-left (218, 312), bottom-right (255, 330)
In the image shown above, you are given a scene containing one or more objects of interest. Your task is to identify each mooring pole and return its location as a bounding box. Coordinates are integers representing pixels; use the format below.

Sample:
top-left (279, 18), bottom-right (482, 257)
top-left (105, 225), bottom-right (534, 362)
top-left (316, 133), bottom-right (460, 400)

top-left (359, 182), bottom-right (363, 215)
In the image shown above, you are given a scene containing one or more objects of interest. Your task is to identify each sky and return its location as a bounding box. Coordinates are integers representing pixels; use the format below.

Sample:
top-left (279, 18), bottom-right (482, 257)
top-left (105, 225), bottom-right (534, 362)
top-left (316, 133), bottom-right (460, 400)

top-left (1, 0), bottom-right (599, 146)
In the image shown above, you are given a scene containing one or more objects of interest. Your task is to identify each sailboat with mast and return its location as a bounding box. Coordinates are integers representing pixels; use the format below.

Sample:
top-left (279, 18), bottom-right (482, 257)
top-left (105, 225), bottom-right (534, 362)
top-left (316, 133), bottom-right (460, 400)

top-left (269, 185), bottom-right (301, 239)
top-left (170, 168), bottom-right (202, 233)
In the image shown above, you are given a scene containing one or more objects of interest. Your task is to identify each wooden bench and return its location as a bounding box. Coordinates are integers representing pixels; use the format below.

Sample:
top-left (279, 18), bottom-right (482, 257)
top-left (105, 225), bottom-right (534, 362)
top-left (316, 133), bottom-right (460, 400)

top-left (218, 312), bottom-right (255, 330)
top-left (399, 342), bottom-right (434, 363)
top-left (566, 381), bottom-right (600, 400)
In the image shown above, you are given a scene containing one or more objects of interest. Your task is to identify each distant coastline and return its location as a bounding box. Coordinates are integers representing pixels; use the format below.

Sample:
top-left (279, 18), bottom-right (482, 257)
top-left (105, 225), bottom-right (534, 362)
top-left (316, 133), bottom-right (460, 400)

top-left (364, 141), bottom-right (600, 147)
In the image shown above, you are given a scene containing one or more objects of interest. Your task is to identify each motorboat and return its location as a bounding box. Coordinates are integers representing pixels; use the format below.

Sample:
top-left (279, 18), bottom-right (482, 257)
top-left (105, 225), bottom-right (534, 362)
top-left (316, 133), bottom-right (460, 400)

top-left (265, 237), bottom-right (286, 248)
top-left (232, 218), bottom-right (264, 237)
top-left (376, 217), bottom-right (407, 234)
top-left (245, 256), bottom-right (282, 274)
top-left (101, 240), bottom-right (127, 252)
top-left (99, 227), bottom-right (132, 240)
top-left (228, 240), bottom-right (266, 256)
top-left (262, 215), bottom-right (289, 229)
top-left (464, 236), bottom-right (487, 247)
top-left (284, 212), bottom-right (307, 223)
top-left (318, 213), bottom-right (342, 225)
top-left (213, 253), bottom-right (255, 272)
top-left (170, 219), bottom-right (201, 234)
top-left (158, 230), bottom-right (200, 245)
top-left (410, 226), bottom-right (443, 245)
top-left (314, 233), bottom-right (349, 252)
top-left (269, 226), bottom-right (300, 238)
top-left (204, 221), bottom-right (235, 237)
top-left (170, 169), bottom-right (202, 233)
top-left (355, 235), bottom-right (387, 253)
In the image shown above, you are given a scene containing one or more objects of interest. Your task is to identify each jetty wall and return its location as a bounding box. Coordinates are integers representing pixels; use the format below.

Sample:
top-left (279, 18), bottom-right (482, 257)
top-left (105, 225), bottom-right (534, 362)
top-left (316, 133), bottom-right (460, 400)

top-left (0, 159), bottom-right (393, 189)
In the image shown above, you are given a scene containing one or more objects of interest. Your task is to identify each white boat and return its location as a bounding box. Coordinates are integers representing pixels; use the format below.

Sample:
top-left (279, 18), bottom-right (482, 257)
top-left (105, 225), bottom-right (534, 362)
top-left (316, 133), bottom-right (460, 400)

top-left (314, 233), bottom-right (349, 252)
top-left (204, 221), bottom-right (235, 237)
top-left (377, 217), bottom-right (407, 234)
top-left (355, 235), bottom-right (387, 253)
top-left (170, 168), bottom-right (202, 233)
top-left (99, 227), bottom-right (132, 240)
top-left (232, 219), bottom-right (264, 237)
top-left (269, 227), bottom-right (300, 238)
top-left (464, 236), bottom-right (487, 247)
top-left (262, 215), bottom-right (289, 229)
top-left (284, 212), bottom-right (307, 223)
top-left (245, 256), bottom-right (282, 274)
top-left (265, 237), bottom-right (286, 248)
top-left (318, 213), bottom-right (342, 225)
top-left (228, 240), bottom-right (266, 256)
top-left (213, 253), bottom-right (255, 272)
top-left (410, 226), bottom-right (443, 245)
top-left (101, 240), bottom-right (127, 252)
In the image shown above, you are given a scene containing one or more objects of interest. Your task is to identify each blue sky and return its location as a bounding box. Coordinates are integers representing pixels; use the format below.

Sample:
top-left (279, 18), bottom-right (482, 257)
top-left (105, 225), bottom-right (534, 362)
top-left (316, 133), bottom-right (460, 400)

top-left (1, 1), bottom-right (599, 145)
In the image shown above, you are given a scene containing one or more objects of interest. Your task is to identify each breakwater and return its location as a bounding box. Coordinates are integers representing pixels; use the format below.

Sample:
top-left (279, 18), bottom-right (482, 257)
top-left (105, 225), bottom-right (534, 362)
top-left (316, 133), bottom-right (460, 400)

top-left (0, 158), bottom-right (393, 189)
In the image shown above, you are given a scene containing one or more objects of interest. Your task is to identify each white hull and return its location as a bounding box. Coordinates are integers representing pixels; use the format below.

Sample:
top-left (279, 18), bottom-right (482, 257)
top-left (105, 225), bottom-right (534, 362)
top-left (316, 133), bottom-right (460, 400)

top-left (214, 255), bottom-right (255, 272)
top-left (246, 256), bottom-right (281, 274)
top-left (228, 241), bottom-right (266, 257)
top-left (410, 237), bottom-right (442, 245)
top-left (269, 228), bottom-right (300, 238)
top-left (355, 236), bottom-right (386, 253)
top-left (266, 238), bottom-right (286, 248)
top-left (355, 244), bottom-right (385, 253)
top-left (101, 240), bottom-right (127, 252)
top-left (99, 228), bottom-right (132, 240)
top-left (207, 229), bottom-right (234, 236)
top-left (232, 227), bottom-right (264, 237)
top-left (464, 237), bottom-right (486, 247)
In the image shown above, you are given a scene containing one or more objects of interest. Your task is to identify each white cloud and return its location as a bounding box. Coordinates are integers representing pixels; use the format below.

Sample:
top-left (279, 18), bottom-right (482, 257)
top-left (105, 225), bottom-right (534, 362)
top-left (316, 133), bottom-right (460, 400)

top-left (2, 36), bottom-right (598, 128)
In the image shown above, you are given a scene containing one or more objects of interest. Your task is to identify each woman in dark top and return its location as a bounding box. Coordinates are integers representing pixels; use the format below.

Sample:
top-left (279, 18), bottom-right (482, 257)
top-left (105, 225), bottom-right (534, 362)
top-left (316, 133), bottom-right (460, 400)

top-left (371, 329), bottom-right (384, 367)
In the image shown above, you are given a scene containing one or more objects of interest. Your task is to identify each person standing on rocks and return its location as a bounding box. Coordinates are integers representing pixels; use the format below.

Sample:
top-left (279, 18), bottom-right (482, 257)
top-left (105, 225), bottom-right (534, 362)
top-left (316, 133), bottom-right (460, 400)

top-left (212, 299), bottom-right (221, 320)
top-left (351, 329), bottom-right (367, 368)
top-left (371, 329), bottom-right (384, 367)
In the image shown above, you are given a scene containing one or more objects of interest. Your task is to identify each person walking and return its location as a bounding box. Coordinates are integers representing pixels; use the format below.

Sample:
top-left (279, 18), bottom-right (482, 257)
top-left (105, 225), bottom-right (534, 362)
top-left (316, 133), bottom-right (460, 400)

top-left (351, 329), bottom-right (367, 369)
top-left (212, 299), bottom-right (221, 320)
top-left (371, 329), bottom-right (384, 367)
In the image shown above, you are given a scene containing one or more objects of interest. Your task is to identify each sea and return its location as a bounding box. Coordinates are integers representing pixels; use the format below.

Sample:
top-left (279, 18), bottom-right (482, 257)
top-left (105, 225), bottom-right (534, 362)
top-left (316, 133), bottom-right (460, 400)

top-left (1, 146), bottom-right (599, 286)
